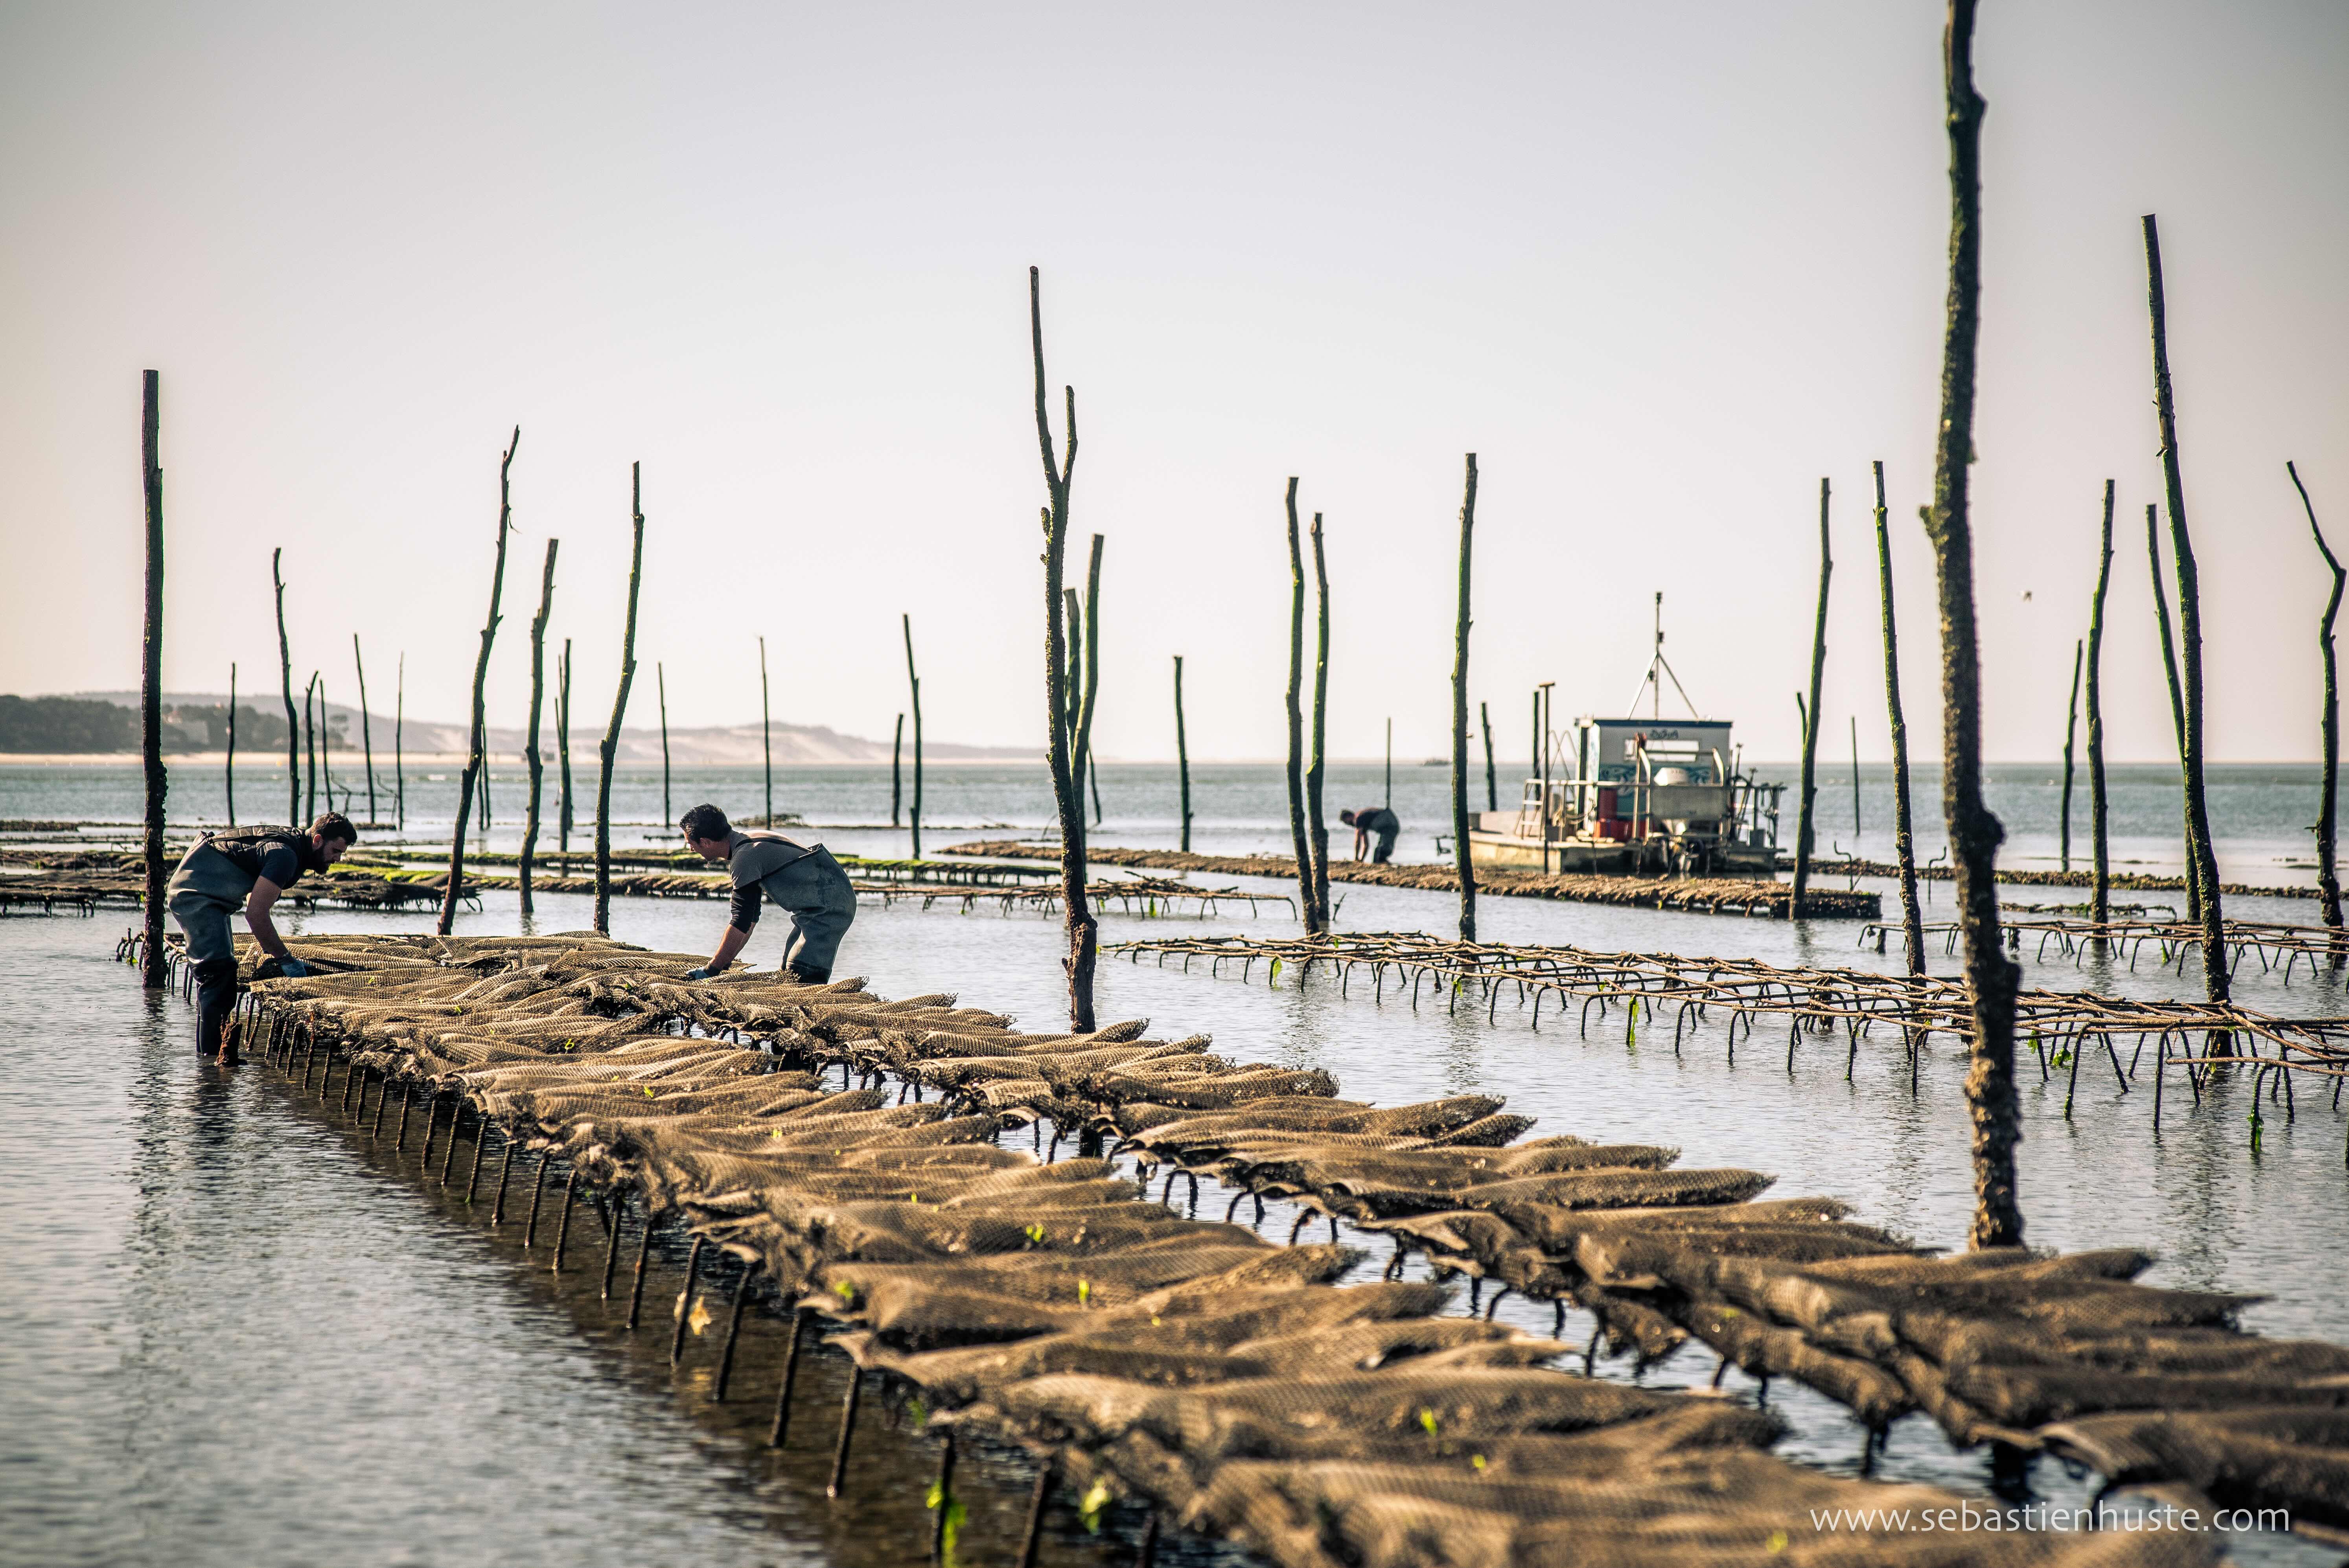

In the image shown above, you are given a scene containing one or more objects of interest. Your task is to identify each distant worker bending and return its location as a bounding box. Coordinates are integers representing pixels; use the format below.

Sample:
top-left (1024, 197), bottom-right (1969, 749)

top-left (166, 812), bottom-right (357, 1060)
top-left (1340, 804), bottom-right (1401, 864)
top-left (679, 802), bottom-right (857, 984)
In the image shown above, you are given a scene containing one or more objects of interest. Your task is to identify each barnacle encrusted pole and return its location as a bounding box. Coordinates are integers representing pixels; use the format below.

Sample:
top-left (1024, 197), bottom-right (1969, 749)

top-left (1452, 455), bottom-right (1479, 944)
top-left (593, 462), bottom-right (646, 937)
top-left (657, 661), bottom-right (672, 834)
top-left (1031, 265), bottom-right (1097, 1030)
top-left (140, 370), bottom-right (166, 988)
top-left (2296, 460), bottom-right (2345, 934)
top-left (1282, 478), bottom-right (1320, 935)
top-left (2143, 215), bottom-right (2226, 1003)
top-left (903, 614), bottom-right (924, 860)
top-left (2059, 640), bottom-right (2082, 873)
top-left (519, 538), bottom-right (559, 917)
top-left (759, 635), bottom-right (773, 828)
top-left (1923, 0), bottom-right (2022, 1250)
top-left (353, 635), bottom-right (377, 826)
top-left (1791, 478), bottom-right (1832, 917)
top-left (1305, 512), bottom-right (1332, 931)
top-left (274, 548), bottom-right (298, 826)
top-left (1871, 461), bottom-right (1923, 974)
top-left (2146, 506), bottom-right (2195, 923)
top-left (1173, 657), bottom-right (1193, 853)
top-left (2088, 483), bottom-right (2114, 926)
top-left (438, 427), bottom-right (518, 936)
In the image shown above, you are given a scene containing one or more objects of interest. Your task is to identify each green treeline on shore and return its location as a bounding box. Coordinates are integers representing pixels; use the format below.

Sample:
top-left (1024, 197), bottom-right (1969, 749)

top-left (0, 695), bottom-right (306, 753)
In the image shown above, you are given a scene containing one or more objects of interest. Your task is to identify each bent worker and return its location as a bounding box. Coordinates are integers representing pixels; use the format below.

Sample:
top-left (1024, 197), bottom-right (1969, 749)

top-left (1339, 805), bottom-right (1401, 864)
top-left (165, 812), bottom-right (357, 1060)
top-left (679, 802), bottom-right (857, 984)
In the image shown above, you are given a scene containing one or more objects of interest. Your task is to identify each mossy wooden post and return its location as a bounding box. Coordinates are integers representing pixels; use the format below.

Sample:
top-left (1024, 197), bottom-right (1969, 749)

top-left (2294, 461), bottom-right (2344, 933)
top-left (519, 538), bottom-right (558, 917)
top-left (2059, 640), bottom-right (2082, 872)
top-left (2143, 214), bottom-right (2226, 1002)
top-left (1282, 478), bottom-right (1318, 934)
top-left (140, 369), bottom-right (166, 988)
top-left (394, 653), bottom-right (404, 832)
top-left (273, 549), bottom-right (297, 826)
top-left (1451, 455), bottom-right (1479, 944)
top-left (2087, 482), bottom-right (2114, 925)
top-left (759, 635), bottom-right (773, 828)
top-left (557, 639), bottom-right (573, 856)
top-left (1480, 701), bottom-right (1497, 813)
top-left (657, 661), bottom-right (672, 833)
top-left (891, 713), bottom-right (903, 828)
top-left (438, 428), bottom-right (518, 935)
top-left (1872, 461), bottom-right (1925, 976)
top-left (1173, 656), bottom-right (1193, 852)
top-left (594, 462), bottom-right (646, 937)
top-left (1031, 266), bottom-right (1098, 1031)
top-left (353, 635), bottom-right (377, 826)
top-left (225, 663), bottom-right (237, 826)
top-left (2146, 506), bottom-right (2195, 921)
top-left (1924, 0), bottom-right (2022, 1250)
top-left (1305, 512), bottom-right (1332, 930)
top-left (1790, 478), bottom-right (1832, 916)
top-left (902, 614), bottom-right (924, 861)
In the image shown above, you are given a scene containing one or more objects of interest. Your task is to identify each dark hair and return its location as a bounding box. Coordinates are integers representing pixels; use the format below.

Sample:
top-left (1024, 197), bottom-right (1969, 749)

top-left (311, 811), bottom-right (358, 846)
top-left (679, 803), bottom-right (731, 842)
top-left (1338, 809), bottom-right (1357, 825)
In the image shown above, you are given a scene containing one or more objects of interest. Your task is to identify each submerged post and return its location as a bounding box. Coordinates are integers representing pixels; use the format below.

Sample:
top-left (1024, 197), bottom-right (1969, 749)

top-left (439, 428), bottom-right (518, 936)
top-left (354, 635), bottom-right (377, 825)
top-left (1791, 478), bottom-right (1832, 916)
top-left (1451, 454), bottom-right (1478, 944)
top-left (2059, 640), bottom-right (2082, 873)
top-left (1282, 480), bottom-right (1318, 934)
top-left (2087, 482), bottom-right (2114, 924)
top-left (225, 662), bottom-right (237, 826)
top-left (274, 548), bottom-right (298, 826)
top-left (1031, 266), bottom-right (1097, 1028)
top-left (1923, 0), bottom-right (2023, 1250)
top-left (1872, 462), bottom-right (1925, 976)
top-left (2295, 461), bottom-right (2344, 932)
top-left (594, 462), bottom-right (646, 937)
top-left (140, 370), bottom-right (166, 988)
top-left (1173, 656), bottom-right (1193, 852)
top-left (1306, 513), bottom-right (1332, 930)
top-left (520, 538), bottom-right (559, 917)
top-left (759, 635), bottom-right (773, 828)
top-left (903, 614), bottom-right (924, 861)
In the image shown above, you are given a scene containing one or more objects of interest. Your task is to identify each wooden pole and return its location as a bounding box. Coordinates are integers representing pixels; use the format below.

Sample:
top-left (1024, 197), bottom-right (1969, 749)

top-left (903, 614), bottom-right (924, 861)
top-left (1173, 656), bottom-right (1193, 853)
top-left (519, 537), bottom-right (559, 917)
top-left (1791, 478), bottom-right (1832, 916)
top-left (557, 639), bottom-right (573, 855)
top-left (303, 674), bottom-right (317, 822)
top-left (273, 548), bottom-right (297, 827)
top-left (1081, 536), bottom-right (1104, 830)
top-left (318, 674), bottom-right (335, 813)
top-left (1923, 0), bottom-right (2023, 1251)
top-left (2087, 482), bottom-right (2114, 925)
top-left (1871, 460), bottom-right (1925, 977)
top-left (1031, 266), bottom-right (1097, 1030)
top-left (1850, 714), bottom-right (1861, 836)
top-left (1480, 700), bottom-right (1496, 813)
top-left (1384, 718), bottom-right (1392, 809)
top-left (225, 662), bottom-right (237, 826)
top-left (2059, 640), bottom-right (2082, 872)
top-left (1282, 478), bottom-right (1318, 934)
top-left (2294, 461), bottom-right (2344, 931)
top-left (891, 712), bottom-right (903, 828)
top-left (2146, 505), bottom-right (2196, 922)
top-left (594, 462), bottom-right (646, 937)
top-left (1305, 512), bottom-right (1331, 929)
top-left (394, 653), bottom-right (404, 833)
top-left (439, 427), bottom-right (518, 935)
top-left (140, 369), bottom-right (166, 988)
top-left (759, 635), bottom-right (773, 828)
top-left (353, 635), bottom-right (377, 825)
top-left (657, 661), bottom-right (671, 833)
top-left (1451, 455), bottom-right (1478, 944)
top-left (2143, 213), bottom-right (2226, 1001)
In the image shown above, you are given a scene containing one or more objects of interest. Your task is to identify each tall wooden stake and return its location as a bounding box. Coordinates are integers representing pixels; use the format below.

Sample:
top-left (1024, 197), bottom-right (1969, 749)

top-left (2146, 506), bottom-right (2196, 922)
top-left (225, 662), bottom-right (237, 826)
top-left (1031, 266), bottom-right (1097, 1030)
top-left (1305, 512), bottom-right (1332, 929)
top-left (1872, 461), bottom-right (1925, 976)
top-left (1080, 536), bottom-right (1104, 832)
top-left (439, 428), bottom-right (518, 935)
top-left (2087, 482), bottom-right (2114, 925)
top-left (303, 674), bottom-right (317, 821)
top-left (394, 653), bottom-right (404, 832)
top-left (2059, 640), bottom-right (2082, 872)
top-left (891, 712), bottom-right (904, 827)
top-left (1282, 478), bottom-right (1318, 934)
top-left (903, 614), bottom-right (924, 861)
top-left (657, 661), bottom-right (672, 833)
top-left (274, 548), bottom-right (297, 826)
top-left (1451, 455), bottom-right (1479, 943)
top-left (594, 462), bottom-right (646, 936)
top-left (1173, 656), bottom-right (1193, 852)
top-left (1924, 0), bottom-right (2022, 1250)
top-left (759, 635), bottom-right (773, 827)
top-left (2143, 214), bottom-right (2226, 1001)
top-left (140, 370), bottom-right (166, 988)
top-left (353, 634), bottom-right (377, 825)
top-left (1791, 478), bottom-right (1832, 916)
top-left (519, 538), bottom-right (558, 917)
top-left (1850, 714), bottom-right (1862, 835)
top-left (2294, 461), bottom-right (2344, 931)
top-left (557, 639), bottom-right (573, 855)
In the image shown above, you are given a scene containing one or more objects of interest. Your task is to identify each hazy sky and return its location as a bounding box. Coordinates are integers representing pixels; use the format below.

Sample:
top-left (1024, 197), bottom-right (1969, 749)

top-left (4, 2), bottom-right (2344, 763)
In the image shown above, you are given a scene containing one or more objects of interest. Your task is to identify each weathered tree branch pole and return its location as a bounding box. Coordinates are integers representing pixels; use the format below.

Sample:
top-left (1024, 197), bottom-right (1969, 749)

top-left (1305, 512), bottom-right (1332, 931)
top-left (2143, 213), bottom-right (2226, 1002)
top-left (759, 635), bottom-right (773, 827)
top-left (1924, 0), bottom-right (2023, 1251)
top-left (225, 663), bottom-right (237, 826)
top-left (140, 370), bottom-right (167, 988)
top-left (439, 428), bottom-right (518, 936)
top-left (1790, 477), bottom-right (1832, 916)
top-left (1282, 478), bottom-right (1319, 935)
top-left (1451, 455), bottom-right (1479, 944)
top-left (1173, 656), bottom-right (1193, 852)
top-left (2059, 640), bottom-right (2082, 872)
top-left (303, 674), bottom-right (318, 821)
top-left (657, 661), bottom-right (672, 832)
top-left (1031, 265), bottom-right (1097, 1031)
top-left (593, 462), bottom-right (646, 936)
top-left (394, 654), bottom-right (404, 832)
top-left (557, 639), bottom-right (573, 854)
top-left (273, 548), bottom-right (298, 826)
top-left (903, 614), bottom-right (924, 860)
top-left (2087, 481), bottom-right (2114, 925)
top-left (2145, 506), bottom-right (2194, 922)
top-left (519, 537), bottom-right (559, 916)
top-left (891, 712), bottom-right (904, 828)
top-left (1080, 536), bottom-right (1104, 832)
top-left (353, 635), bottom-right (377, 825)
top-left (1480, 700), bottom-right (1496, 813)
top-left (2294, 461), bottom-right (2344, 933)
top-left (1872, 461), bottom-right (1926, 977)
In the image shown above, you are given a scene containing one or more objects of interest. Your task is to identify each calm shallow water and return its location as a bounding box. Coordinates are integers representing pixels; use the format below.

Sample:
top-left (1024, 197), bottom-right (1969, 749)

top-left (6, 761), bottom-right (2347, 1563)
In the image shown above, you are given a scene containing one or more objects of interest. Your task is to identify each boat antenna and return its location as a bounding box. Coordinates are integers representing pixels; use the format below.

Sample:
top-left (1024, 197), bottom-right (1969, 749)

top-left (1623, 592), bottom-right (1703, 718)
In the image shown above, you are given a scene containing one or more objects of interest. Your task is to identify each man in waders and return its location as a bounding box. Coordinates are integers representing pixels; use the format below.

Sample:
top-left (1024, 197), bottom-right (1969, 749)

top-left (166, 812), bottom-right (357, 1060)
top-left (678, 802), bottom-right (856, 984)
top-left (1340, 804), bottom-right (1401, 863)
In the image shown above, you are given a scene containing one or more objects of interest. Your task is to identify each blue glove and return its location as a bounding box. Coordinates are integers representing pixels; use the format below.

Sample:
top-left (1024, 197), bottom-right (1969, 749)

top-left (278, 957), bottom-right (311, 978)
top-left (685, 966), bottom-right (711, 981)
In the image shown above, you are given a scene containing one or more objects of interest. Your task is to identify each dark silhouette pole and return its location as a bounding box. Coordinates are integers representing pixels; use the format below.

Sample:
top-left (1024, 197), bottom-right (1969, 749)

top-left (274, 548), bottom-right (297, 826)
top-left (903, 615), bottom-right (924, 860)
top-left (519, 538), bottom-right (558, 916)
top-left (657, 661), bottom-right (672, 834)
top-left (140, 370), bottom-right (167, 987)
top-left (1791, 478), bottom-right (1832, 916)
top-left (2294, 462), bottom-right (2344, 933)
top-left (1031, 266), bottom-right (1097, 1030)
top-left (225, 663), bottom-right (237, 826)
top-left (1305, 512), bottom-right (1331, 929)
top-left (1872, 461), bottom-right (1924, 976)
top-left (2087, 482), bottom-right (2114, 924)
top-left (1282, 478), bottom-right (1317, 933)
top-left (1480, 701), bottom-right (1496, 813)
top-left (354, 635), bottom-right (377, 825)
top-left (593, 463), bottom-right (646, 936)
top-left (891, 712), bottom-right (903, 828)
top-left (1173, 656), bottom-right (1193, 852)
top-left (1451, 455), bottom-right (1478, 943)
top-left (440, 428), bottom-right (517, 935)
top-left (2059, 640), bottom-right (2082, 872)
